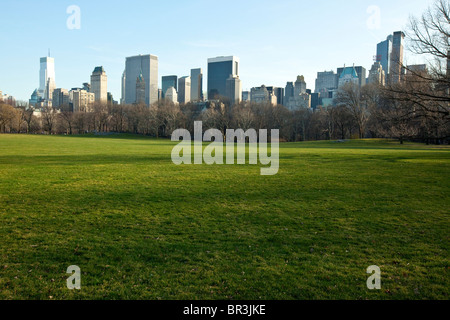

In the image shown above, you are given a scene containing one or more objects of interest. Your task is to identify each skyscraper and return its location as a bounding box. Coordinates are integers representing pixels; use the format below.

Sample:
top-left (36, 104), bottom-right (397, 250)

top-left (284, 82), bottom-right (294, 105)
top-left (124, 54), bottom-right (158, 106)
top-left (225, 75), bottom-right (242, 106)
top-left (91, 66), bottom-right (108, 103)
top-left (315, 71), bottom-right (338, 94)
top-left (337, 66), bottom-right (366, 88)
top-left (376, 35), bottom-right (393, 80)
top-left (39, 56), bottom-right (55, 97)
top-left (368, 62), bottom-right (385, 86)
top-left (390, 31), bottom-right (405, 84)
top-left (207, 56), bottom-right (239, 100)
top-left (178, 76), bottom-right (191, 104)
top-left (190, 68), bottom-right (203, 102)
top-left (294, 76), bottom-right (307, 96)
top-left (162, 76), bottom-right (178, 98)
top-left (338, 66), bottom-right (360, 87)
top-left (165, 87), bottom-right (178, 104)
top-left (45, 77), bottom-right (56, 106)
top-left (121, 71), bottom-right (126, 104)
top-left (52, 88), bottom-right (70, 108)
top-left (136, 70), bottom-right (146, 104)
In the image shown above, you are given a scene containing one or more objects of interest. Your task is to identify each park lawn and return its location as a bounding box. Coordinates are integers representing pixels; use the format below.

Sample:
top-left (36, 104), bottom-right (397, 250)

top-left (0, 134), bottom-right (448, 300)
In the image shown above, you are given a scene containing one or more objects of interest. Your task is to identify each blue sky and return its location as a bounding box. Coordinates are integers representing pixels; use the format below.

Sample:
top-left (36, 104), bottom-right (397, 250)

top-left (0, 0), bottom-right (435, 102)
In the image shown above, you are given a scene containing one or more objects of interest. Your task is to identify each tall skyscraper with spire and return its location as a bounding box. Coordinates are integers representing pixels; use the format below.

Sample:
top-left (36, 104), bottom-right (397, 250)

top-left (124, 54), bottom-right (159, 106)
top-left (136, 70), bottom-right (146, 104)
top-left (39, 53), bottom-right (55, 98)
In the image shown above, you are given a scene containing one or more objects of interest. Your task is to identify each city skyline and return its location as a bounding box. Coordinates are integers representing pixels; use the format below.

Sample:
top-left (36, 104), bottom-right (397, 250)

top-left (0, 0), bottom-right (435, 102)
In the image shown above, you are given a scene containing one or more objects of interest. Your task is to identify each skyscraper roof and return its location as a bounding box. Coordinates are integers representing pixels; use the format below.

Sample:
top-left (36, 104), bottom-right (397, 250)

top-left (339, 66), bottom-right (358, 79)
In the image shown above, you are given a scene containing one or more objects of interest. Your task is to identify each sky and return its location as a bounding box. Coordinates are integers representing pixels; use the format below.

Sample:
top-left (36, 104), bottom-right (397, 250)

top-left (0, 0), bottom-right (436, 102)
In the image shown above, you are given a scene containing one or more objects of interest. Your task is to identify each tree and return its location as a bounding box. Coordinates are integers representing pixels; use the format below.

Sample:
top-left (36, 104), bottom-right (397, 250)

top-left (384, 0), bottom-right (450, 143)
top-left (41, 106), bottom-right (57, 134)
top-left (335, 83), bottom-right (370, 139)
top-left (0, 104), bottom-right (19, 133)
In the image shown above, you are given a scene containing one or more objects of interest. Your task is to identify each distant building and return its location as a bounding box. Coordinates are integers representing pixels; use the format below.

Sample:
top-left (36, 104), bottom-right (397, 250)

top-left (284, 82), bottom-right (294, 105)
top-left (376, 35), bottom-right (393, 79)
top-left (178, 76), bottom-right (191, 104)
top-left (91, 66), bottom-right (108, 103)
top-left (390, 31), bottom-right (405, 84)
top-left (294, 76), bottom-right (307, 96)
top-left (107, 92), bottom-right (115, 105)
top-left (207, 56), bottom-right (239, 100)
top-left (45, 77), bottom-right (56, 107)
top-left (225, 75), bottom-right (242, 106)
top-left (190, 68), bottom-right (203, 102)
top-left (158, 89), bottom-right (163, 101)
top-left (406, 64), bottom-right (427, 75)
top-left (39, 56), bottom-right (55, 98)
top-left (368, 62), bottom-right (385, 86)
top-left (121, 71), bottom-right (126, 104)
top-left (162, 75), bottom-right (178, 99)
top-left (242, 91), bottom-right (250, 102)
top-left (136, 70), bottom-right (146, 104)
top-left (311, 92), bottom-right (320, 110)
top-left (71, 89), bottom-right (95, 112)
top-left (274, 87), bottom-right (284, 106)
top-left (52, 88), bottom-right (70, 108)
top-left (251, 85), bottom-right (277, 105)
top-left (285, 76), bottom-right (311, 110)
top-left (29, 89), bottom-right (44, 107)
top-left (165, 86), bottom-right (178, 105)
top-left (337, 66), bottom-right (366, 88)
top-left (124, 54), bottom-right (158, 105)
top-left (315, 71), bottom-right (338, 94)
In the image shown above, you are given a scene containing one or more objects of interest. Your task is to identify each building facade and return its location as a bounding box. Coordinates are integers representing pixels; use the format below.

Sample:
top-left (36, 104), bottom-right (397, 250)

top-left (91, 66), bottom-right (108, 103)
top-left (368, 62), bottom-right (385, 86)
top-left (178, 76), bottom-right (191, 104)
top-left (190, 68), bottom-right (203, 102)
top-left (315, 71), bottom-right (338, 94)
top-left (124, 54), bottom-right (158, 106)
top-left (390, 31), bottom-right (405, 84)
top-left (39, 56), bottom-right (55, 98)
top-left (71, 89), bottom-right (95, 112)
top-left (136, 70), bottom-right (146, 104)
top-left (207, 56), bottom-right (239, 100)
top-left (165, 87), bottom-right (178, 105)
top-left (337, 66), bottom-right (366, 88)
top-left (162, 75), bottom-right (178, 99)
top-left (52, 88), bottom-right (70, 108)
top-left (338, 66), bottom-right (360, 88)
top-left (225, 75), bottom-right (242, 106)
top-left (376, 35), bottom-right (392, 80)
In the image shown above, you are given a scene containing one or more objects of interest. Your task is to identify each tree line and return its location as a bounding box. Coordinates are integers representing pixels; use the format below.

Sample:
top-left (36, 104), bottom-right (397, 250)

top-left (1, 0), bottom-right (448, 144)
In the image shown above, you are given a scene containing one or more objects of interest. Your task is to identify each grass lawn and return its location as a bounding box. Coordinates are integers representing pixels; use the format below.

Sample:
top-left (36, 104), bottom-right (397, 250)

top-left (0, 134), bottom-right (448, 300)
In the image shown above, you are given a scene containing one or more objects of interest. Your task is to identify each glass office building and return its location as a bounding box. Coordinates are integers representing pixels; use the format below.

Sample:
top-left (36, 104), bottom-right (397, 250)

top-left (207, 56), bottom-right (239, 100)
top-left (162, 75), bottom-right (178, 99)
top-left (376, 35), bottom-right (392, 79)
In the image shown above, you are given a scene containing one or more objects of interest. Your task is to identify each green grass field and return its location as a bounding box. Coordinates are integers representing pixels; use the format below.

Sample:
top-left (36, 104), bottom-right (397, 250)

top-left (0, 134), bottom-right (448, 300)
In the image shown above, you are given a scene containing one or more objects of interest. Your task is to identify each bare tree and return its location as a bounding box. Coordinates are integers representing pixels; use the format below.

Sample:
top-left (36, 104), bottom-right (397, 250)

top-left (335, 83), bottom-right (370, 139)
top-left (41, 106), bottom-right (57, 134)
